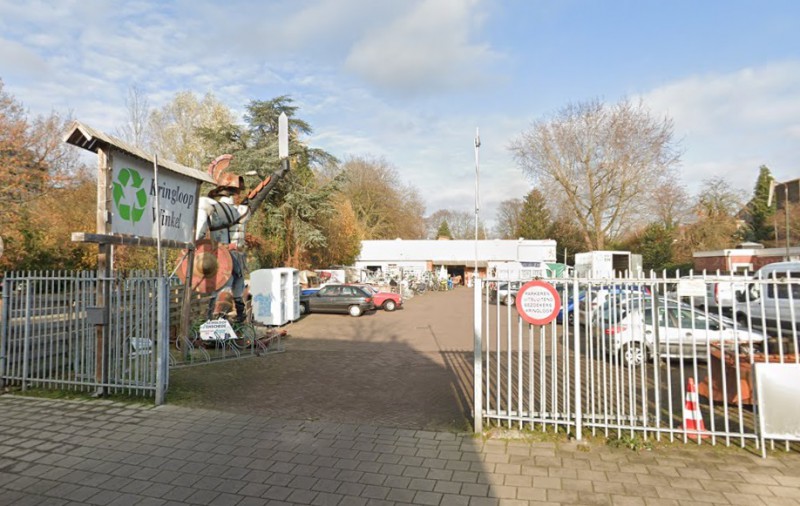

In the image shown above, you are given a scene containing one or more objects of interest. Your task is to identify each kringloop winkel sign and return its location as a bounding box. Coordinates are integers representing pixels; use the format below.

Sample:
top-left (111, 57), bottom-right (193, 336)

top-left (110, 151), bottom-right (197, 243)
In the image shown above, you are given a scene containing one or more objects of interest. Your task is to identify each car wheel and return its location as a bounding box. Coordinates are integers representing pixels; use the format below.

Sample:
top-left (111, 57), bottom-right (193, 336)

top-left (567, 311), bottom-right (574, 325)
top-left (349, 305), bottom-right (363, 317)
top-left (506, 294), bottom-right (516, 307)
top-left (622, 342), bottom-right (646, 367)
top-left (383, 300), bottom-right (396, 311)
top-left (299, 302), bottom-right (308, 315)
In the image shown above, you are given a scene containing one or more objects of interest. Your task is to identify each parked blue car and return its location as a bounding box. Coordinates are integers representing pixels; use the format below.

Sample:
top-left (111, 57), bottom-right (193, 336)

top-left (556, 285), bottom-right (651, 325)
top-left (556, 290), bottom-right (588, 324)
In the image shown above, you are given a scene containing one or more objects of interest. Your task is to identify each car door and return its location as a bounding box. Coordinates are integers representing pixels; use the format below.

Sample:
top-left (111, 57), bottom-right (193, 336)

top-left (341, 286), bottom-right (360, 308)
top-left (662, 306), bottom-right (730, 357)
top-left (642, 306), bottom-right (676, 356)
top-left (672, 306), bottom-right (716, 356)
top-left (313, 285), bottom-right (340, 312)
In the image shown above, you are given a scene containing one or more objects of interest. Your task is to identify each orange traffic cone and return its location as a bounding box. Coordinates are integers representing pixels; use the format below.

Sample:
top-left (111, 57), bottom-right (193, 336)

top-left (680, 377), bottom-right (709, 440)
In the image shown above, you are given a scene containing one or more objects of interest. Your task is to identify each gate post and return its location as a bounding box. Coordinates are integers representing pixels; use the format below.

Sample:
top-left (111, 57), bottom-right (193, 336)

top-left (573, 279), bottom-right (582, 440)
top-left (0, 275), bottom-right (9, 389)
top-left (22, 276), bottom-right (32, 392)
top-left (155, 277), bottom-right (169, 405)
top-left (473, 277), bottom-right (483, 433)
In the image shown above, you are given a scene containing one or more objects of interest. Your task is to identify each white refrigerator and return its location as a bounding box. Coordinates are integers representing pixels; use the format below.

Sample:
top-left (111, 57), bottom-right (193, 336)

top-left (250, 268), bottom-right (300, 326)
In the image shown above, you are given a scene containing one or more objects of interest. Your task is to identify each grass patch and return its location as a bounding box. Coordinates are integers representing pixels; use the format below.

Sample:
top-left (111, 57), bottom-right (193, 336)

top-left (606, 433), bottom-right (654, 451)
top-left (4, 386), bottom-right (154, 406)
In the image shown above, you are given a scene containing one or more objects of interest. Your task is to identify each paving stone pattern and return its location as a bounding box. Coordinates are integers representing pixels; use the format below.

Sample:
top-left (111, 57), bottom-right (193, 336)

top-left (2, 396), bottom-right (800, 505)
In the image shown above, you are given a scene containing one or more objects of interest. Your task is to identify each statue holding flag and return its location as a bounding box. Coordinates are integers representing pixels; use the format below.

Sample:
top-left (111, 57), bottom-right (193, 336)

top-left (177, 113), bottom-right (291, 323)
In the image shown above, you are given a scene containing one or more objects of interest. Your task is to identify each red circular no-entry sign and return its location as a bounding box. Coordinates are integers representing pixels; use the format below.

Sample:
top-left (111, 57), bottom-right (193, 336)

top-left (516, 280), bottom-right (561, 325)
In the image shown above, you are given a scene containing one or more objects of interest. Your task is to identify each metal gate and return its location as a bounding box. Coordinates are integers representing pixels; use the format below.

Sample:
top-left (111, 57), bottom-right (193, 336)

top-left (473, 274), bottom-right (800, 450)
top-left (1, 271), bottom-right (170, 401)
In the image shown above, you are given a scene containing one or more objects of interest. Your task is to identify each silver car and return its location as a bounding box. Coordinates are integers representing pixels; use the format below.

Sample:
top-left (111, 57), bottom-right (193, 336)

top-left (594, 298), bottom-right (765, 366)
top-left (489, 281), bottom-right (522, 306)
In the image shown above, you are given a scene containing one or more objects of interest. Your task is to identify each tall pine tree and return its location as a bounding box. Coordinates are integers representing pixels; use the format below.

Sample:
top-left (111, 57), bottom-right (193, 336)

top-left (746, 165), bottom-right (775, 243)
top-left (436, 220), bottom-right (452, 239)
top-left (516, 189), bottom-right (552, 239)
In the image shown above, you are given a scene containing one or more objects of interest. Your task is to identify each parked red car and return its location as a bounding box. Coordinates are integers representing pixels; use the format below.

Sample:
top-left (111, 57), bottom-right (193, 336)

top-left (351, 284), bottom-right (402, 311)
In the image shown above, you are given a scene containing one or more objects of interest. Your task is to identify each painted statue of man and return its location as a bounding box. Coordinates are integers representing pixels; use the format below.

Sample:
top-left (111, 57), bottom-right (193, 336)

top-left (194, 154), bottom-right (289, 322)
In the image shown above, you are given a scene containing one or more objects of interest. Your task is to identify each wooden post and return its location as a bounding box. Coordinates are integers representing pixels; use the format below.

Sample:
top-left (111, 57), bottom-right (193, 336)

top-left (95, 148), bottom-right (112, 393)
top-left (179, 185), bottom-right (203, 346)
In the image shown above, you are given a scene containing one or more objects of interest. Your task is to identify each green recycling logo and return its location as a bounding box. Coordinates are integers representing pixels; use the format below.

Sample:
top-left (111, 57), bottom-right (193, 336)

top-left (112, 167), bottom-right (148, 224)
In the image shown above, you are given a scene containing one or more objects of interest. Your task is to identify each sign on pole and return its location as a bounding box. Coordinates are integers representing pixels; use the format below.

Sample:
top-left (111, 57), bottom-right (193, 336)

top-left (65, 120), bottom-right (215, 249)
top-left (516, 280), bottom-right (561, 325)
top-left (111, 151), bottom-right (197, 243)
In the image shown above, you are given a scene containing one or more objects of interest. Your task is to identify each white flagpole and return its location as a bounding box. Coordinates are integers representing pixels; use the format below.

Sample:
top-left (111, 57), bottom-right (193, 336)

top-left (474, 128), bottom-right (481, 279)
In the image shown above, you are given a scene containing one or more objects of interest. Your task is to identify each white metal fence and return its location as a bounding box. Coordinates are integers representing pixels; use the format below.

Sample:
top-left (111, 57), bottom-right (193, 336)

top-left (1, 271), bottom-right (170, 401)
top-left (1, 271), bottom-right (285, 401)
top-left (474, 272), bottom-right (800, 451)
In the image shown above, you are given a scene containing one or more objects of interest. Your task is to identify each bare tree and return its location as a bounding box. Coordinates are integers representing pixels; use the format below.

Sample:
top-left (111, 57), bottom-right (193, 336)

top-left (675, 177), bottom-right (746, 257)
top-left (425, 209), bottom-right (484, 239)
top-left (148, 91), bottom-right (236, 168)
top-left (509, 98), bottom-right (681, 250)
top-left (115, 84), bottom-right (150, 148)
top-left (494, 198), bottom-right (523, 239)
top-left (649, 179), bottom-right (691, 229)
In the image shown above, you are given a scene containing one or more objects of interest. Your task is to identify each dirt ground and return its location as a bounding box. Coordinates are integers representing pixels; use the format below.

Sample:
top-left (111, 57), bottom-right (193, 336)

top-left (168, 286), bottom-right (477, 432)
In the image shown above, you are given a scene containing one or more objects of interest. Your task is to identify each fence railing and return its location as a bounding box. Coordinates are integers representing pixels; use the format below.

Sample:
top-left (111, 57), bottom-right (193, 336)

top-left (1, 271), bottom-right (169, 399)
top-left (1, 271), bottom-right (286, 401)
top-left (475, 273), bottom-right (800, 452)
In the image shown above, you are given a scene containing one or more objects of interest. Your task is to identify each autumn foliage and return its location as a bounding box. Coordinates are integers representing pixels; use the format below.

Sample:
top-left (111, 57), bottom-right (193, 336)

top-left (0, 80), bottom-right (95, 271)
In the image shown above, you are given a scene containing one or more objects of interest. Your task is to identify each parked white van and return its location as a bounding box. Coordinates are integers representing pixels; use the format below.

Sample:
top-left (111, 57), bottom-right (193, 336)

top-left (667, 273), bottom-right (751, 316)
top-left (736, 261), bottom-right (800, 335)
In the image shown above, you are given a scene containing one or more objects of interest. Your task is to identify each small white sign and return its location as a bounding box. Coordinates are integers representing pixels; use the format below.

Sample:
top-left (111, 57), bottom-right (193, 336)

top-left (198, 318), bottom-right (238, 341)
top-left (677, 279), bottom-right (706, 298)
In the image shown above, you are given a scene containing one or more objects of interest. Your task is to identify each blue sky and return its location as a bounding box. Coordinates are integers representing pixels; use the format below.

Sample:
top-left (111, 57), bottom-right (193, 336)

top-left (1, 0), bottom-right (798, 229)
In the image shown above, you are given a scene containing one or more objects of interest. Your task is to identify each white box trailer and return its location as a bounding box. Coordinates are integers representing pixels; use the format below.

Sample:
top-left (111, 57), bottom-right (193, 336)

top-left (574, 251), bottom-right (642, 278)
top-left (489, 261), bottom-right (548, 281)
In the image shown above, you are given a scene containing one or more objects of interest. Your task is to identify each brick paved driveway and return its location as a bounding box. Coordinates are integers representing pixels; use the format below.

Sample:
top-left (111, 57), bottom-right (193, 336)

top-left (169, 287), bottom-right (476, 431)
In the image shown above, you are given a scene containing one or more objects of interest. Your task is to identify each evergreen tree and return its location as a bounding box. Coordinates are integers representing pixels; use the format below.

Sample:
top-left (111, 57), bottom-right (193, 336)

top-left (635, 223), bottom-right (674, 272)
top-left (200, 96), bottom-right (339, 268)
top-left (746, 165), bottom-right (775, 243)
top-left (516, 189), bottom-right (552, 239)
top-left (437, 220), bottom-right (452, 239)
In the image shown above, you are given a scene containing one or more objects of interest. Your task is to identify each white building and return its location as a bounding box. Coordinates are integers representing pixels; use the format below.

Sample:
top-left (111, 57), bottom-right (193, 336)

top-left (355, 239), bottom-right (557, 285)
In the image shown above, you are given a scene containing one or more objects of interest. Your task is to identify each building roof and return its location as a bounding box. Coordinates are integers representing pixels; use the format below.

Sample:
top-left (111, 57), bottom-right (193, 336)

top-left (64, 120), bottom-right (216, 184)
top-left (693, 245), bottom-right (800, 258)
top-left (357, 239), bottom-right (557, 263)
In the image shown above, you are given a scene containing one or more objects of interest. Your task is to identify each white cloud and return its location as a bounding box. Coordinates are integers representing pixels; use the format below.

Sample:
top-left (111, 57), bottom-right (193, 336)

top-left (0, 37), bottom-right (49, 79)
top-left (6, 1), bottom-right (796, 235)
top-left (642, 61), bottom-right (800, 194)
top-left (344, 0), bottom-right (501, 93)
